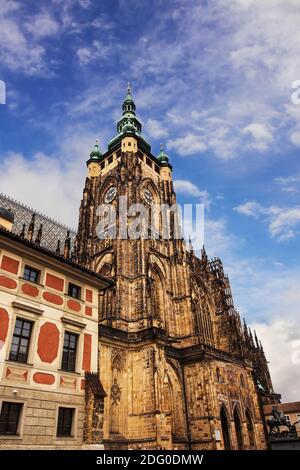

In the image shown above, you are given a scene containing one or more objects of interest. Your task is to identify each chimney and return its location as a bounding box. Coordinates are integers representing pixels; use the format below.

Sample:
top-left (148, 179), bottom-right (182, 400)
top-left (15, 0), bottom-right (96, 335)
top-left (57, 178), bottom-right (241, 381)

top-left (0, 207), bottom-right (14, 231)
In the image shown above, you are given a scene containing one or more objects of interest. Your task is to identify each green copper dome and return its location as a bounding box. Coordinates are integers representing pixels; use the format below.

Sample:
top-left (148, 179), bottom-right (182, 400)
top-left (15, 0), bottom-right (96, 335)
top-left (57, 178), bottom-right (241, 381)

top-left (89, 139), bottom-right (102, 160)
top-left (157, 144), bottom-right (169, 163)
top-left (117, 83), bottom-right (142, 135)
top-left (108, 83), bottom-right (151, 152)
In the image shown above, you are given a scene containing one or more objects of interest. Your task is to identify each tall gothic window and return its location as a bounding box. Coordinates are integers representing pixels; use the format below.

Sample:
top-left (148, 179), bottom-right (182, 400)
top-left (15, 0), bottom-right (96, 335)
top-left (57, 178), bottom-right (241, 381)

top-left (246, 410), bottom-right (256, 449)
top-left (220, 406), bottom-right (231, 450)
top-left (233, 407), bottom-right (244, 450)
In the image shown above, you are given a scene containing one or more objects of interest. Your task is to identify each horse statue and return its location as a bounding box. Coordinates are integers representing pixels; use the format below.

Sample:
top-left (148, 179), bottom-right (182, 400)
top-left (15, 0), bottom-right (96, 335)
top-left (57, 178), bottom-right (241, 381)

top-left (267, 406), bottom-right (297, 438)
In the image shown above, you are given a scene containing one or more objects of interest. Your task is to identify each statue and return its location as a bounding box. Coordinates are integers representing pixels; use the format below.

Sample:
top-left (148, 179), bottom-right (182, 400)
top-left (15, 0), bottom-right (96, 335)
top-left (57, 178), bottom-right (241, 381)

top-left (267, 406), bottom-right (297, 438)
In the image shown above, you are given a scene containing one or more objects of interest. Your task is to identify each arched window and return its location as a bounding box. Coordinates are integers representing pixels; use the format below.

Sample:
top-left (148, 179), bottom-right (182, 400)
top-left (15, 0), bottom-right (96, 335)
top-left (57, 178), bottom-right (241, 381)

top-left (240, 373), bottom-right (245, 388)
top-left (246, 410), bottom-right (256, 449)
top-left (233, 407), bottom-right (244, 450)
top-left (220, 405), bottom-right (231, 450)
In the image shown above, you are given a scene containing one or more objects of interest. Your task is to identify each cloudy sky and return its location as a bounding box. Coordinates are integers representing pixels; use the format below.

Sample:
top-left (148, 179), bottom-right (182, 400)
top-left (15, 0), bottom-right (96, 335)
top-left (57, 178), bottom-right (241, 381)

top-left (0, 0), bottom-right (300, 401)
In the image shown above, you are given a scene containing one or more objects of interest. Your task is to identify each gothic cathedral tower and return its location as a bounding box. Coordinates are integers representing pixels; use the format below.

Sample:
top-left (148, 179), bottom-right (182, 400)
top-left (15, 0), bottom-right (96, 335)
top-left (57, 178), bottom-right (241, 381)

top-left (76, 85), bottom-right (278, 450)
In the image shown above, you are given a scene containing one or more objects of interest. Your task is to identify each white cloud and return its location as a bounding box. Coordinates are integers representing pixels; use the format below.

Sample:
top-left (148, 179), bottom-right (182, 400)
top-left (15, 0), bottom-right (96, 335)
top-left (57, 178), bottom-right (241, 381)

top-left (242, 122), bottom-right (273, 150)
top-left (146, 118), bottom-right (168, 139)
top-left (76, 40), bottom-right (110, 65)
top-left (0, 128), bottom-right (98, 227)
top-left (234, 201), bottom-right (264, 217)
top-left (25, 12), bottom-right (59, 39)
top-left (290, 130), bottom-right (300, 147)
top-left (174, 179), bottom-right (210, 208)
top-left (275, 174), bottom-right (300, 193)
top-left (234, 201), bottom-right (300, 241)
top-left (76, 47), bottom-right (92, 65)
top-left (0, 4), bottom-right (50, 75)
top-left (205, 217), bottom-right (237, 257)
top-left (120, 0), bottom-right (300, 158)
top-left (253, 318), bottom-right (300, 402)
top-left (167, 133), bottom-right (207, 156)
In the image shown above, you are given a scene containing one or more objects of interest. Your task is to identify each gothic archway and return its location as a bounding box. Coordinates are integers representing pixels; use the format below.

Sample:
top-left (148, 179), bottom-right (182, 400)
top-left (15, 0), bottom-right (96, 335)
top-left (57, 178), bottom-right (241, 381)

top-left (191, 278), bottom-right (215, 346)
top-left (233, 407), bottom-right (244, 450)
top-left (164, 362), bottom-right (187, 442)
top-left (245, 409), bottom-right (256, 449)
top-left (149, 263), bottom-right (168, 328)
top-left (220, 405), bottom-right (231, 450)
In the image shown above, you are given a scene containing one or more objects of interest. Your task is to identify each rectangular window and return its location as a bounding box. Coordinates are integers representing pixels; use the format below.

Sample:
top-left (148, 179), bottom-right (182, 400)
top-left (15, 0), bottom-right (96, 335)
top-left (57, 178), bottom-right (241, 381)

top-left (61, 332), bottom-right (78, 372)
top-left (155, 165), bottom-right (160, 174)
top-left (0, 402), bottom-right (22, 435)
top-left (146, 157), bottom-right (152, 167)
top-left (285, 415), bottom-right (290, 423)
top-left (68, 283), bottom-right (81, 300)
top-left (108, 155), bottom-right (113, 165)
top-left (23, 265), bottom-right (40, 284)
top-left (100, 161), bottom-right (105, 170)
top-left (57, 407), bottom-right (74, 437)
top-left (9, 318), bottom-right (33, 363)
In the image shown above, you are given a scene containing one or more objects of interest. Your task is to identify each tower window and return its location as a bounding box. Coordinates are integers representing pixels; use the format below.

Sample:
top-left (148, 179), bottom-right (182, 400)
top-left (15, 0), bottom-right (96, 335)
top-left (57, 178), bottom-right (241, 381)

top-left (56, 407), bottom-right (75, 437)
top-left (23, 265), bottom-right (40, 284)
top-left (9, 318), bottom-right (33, 363)
top-left (61, 331), bottom-right (78, 372)
top-left (240, 374), bottom-right (245, 387)
top-left (216, 367), bottom-right (223, 383)
top-left (0, 402), bottom-right (22, 435)
top-left (128, 142), bottom-right (131, 146)
top-left (68, 283), bottom-right (81, 299)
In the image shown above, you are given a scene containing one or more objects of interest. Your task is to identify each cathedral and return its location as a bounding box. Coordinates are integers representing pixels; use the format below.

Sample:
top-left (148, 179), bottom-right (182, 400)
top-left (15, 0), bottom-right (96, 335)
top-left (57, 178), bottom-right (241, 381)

top-left (0, 85), bottom-right (279, 450)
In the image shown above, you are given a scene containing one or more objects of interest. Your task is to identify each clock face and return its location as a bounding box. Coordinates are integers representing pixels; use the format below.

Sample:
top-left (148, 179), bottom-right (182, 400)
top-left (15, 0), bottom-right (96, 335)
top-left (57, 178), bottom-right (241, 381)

top-left (144, 189), bottom-right (153, 205)
top-left (104, 186), bottom-right (117, 203)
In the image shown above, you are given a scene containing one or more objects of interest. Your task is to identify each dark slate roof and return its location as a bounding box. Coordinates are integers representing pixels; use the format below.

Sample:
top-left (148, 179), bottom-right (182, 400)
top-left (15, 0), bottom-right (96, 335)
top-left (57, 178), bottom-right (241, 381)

top-left (0, 207), bottom-right (14, 222)
top-left (85, 372), bottom-right (107, 397)
top-left (0, 226), bottom-right (114, 288)
top-left (0, 193), bottom-right (76, 252)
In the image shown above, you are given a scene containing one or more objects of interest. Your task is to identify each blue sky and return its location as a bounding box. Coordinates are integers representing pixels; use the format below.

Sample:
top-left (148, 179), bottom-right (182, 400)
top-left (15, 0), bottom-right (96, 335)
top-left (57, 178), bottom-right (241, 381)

top-left (0, 0), bottom-right (300, 400)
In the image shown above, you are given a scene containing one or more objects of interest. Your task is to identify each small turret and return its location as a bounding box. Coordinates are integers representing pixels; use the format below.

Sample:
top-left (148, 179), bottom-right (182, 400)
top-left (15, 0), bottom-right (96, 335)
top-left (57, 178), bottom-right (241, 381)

top-left (188, 236), bottom-right (194, 254)
top-left (64, 230), bottom-right (71, 258)
top-left (56, 239), bottom-right (61, 256)
top-left (27, 213), bottom-right (35, 242)
top-left (201, 245), bottom-right (208, 265)
top-left (86, 139), bottom-right (102, 178)
top-left (158, 144), bottom-right (172, 181)
top-left (20, 223), bottom-right (26, 239)
top-left (157, 143), bottom-right (169, 164)
top-left (35, 223), bottom-right (43, 245)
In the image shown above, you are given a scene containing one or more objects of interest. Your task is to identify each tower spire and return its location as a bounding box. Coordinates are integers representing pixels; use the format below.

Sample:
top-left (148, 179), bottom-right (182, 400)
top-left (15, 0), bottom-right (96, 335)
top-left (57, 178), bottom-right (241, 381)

top-left (116, 82), bottom-right (142, 135)
top-left (126, 81), bottom-right (132, 98)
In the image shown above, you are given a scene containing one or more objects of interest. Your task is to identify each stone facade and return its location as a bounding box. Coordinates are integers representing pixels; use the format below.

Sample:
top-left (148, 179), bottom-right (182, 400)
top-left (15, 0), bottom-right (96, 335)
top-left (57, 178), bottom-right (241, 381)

top-left (75, 87), bottom-right (280, 450)
top-left (0, 85), bottom-right (280, 451)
